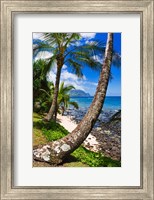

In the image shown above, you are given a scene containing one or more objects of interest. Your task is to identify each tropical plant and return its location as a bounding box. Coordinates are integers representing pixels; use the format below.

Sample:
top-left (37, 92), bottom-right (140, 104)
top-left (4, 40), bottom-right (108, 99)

top-left (40, 81), bottom-right (79, 117)
top-left (33, 59), bottom-right (53, 112)
top-left (33, 33), bottom-right (107, 121)
top-left (33, 33), bottom-right (114, 165)
top-left (33, 59), bottom-right (49, 98)
top-left (58, 82), bottom-right (79, 116)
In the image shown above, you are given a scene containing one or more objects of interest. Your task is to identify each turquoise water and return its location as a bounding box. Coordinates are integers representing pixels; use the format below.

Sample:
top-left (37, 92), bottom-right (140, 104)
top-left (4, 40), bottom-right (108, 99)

top-left (70, 96), bottom-right (121, 111)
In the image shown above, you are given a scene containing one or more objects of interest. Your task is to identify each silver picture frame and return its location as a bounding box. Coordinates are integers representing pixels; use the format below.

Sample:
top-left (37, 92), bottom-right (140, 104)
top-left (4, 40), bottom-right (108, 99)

top-left (0, 0), bottom-right (153, 199)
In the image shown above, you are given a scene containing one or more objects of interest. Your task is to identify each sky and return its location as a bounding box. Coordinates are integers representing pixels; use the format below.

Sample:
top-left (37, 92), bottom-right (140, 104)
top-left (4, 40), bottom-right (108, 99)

top-left (33, 33), bottom-right (121, 96)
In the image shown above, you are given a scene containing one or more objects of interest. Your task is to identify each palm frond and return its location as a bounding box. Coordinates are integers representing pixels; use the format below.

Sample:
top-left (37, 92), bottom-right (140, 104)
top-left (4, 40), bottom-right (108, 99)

top-left (33, 39), bottom-right (55, 59)
top-left (39, 89), bottom-right (51, 98)
top-left (68, 101), bottom-right (79, 109)
top-left (59, 82), bottom-right (75, 95)
top-left (64, 33), bottom-right (81, 48)
top-left (61, 85), bottom-right (75, 94)
top-left (39, 33), bottom-right (58, 47)
top-left (112, 52), bottom-right (121, 68)
top-left (43, 54), bottom-right (57, 75)
top-left (64, 40), bottom-right (105, 59)
top-left (66, 59), bottom-right (83, 77)
top-left (109, 72), bottom-right (113, 82)
top-left (67, 54), bottom-right (102, 72)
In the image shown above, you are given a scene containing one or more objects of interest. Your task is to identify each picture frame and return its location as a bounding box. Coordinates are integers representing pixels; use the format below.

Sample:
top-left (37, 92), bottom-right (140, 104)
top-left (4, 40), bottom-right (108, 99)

top-left (0, 0), bottom-right (153, 199)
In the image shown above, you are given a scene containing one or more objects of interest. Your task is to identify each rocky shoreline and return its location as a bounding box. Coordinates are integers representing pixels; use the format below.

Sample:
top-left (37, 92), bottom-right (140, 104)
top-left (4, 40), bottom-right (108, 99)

top-left (65, 108), bottom-right (121, 161)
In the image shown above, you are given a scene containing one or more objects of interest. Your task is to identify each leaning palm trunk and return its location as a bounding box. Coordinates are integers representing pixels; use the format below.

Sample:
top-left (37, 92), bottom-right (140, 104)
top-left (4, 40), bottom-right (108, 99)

top-left (45, 56), bottom-right (63, 121)
top-left (33, 33), bottom-right (113, 165)
top-left (45, 66), bottom-right (61, 121)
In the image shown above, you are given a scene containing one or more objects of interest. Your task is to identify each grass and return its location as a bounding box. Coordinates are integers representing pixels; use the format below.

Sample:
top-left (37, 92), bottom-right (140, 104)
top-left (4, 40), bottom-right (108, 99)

top-left (33, 128), bottom-right (48, 146)
top-left (63, 162), bottom-right (89, 167)
top-left (33, 112), bottom-right (121, 167)
top-left (33, 113), bottom-right (48, 146)
top-left (72, 147), bottom-right (120, 167)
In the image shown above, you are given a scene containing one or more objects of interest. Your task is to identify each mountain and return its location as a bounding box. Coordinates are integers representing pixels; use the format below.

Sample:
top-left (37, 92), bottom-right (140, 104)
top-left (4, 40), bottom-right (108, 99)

top-left (69, 89), bottom-right (91, 97)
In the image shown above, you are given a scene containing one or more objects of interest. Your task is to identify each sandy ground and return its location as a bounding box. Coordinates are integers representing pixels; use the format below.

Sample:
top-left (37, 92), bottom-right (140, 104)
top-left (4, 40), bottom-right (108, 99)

top-left (57, 114), bottom-right (100, 152)
top-left (57, 114), bottom-right (77, 132)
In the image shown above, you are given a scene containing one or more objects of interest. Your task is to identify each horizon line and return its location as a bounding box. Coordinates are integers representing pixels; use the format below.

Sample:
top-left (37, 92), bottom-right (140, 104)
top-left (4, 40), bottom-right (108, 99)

top-left (71, 95), bottom-right (121, 97)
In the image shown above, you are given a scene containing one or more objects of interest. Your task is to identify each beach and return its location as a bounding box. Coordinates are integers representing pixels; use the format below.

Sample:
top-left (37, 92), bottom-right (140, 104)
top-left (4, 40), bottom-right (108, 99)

top-left (57, 113), bottom-right (100, 153)
top-left (57, 114), bottom-right (77, 132)
top-left (57, 106), bottom-right (121, 161)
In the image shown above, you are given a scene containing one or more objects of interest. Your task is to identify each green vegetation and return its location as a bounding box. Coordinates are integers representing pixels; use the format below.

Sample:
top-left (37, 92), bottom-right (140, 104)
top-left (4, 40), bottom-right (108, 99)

top-left (40, 81), bottom-right (79, 116)
top-left (72, 147), bottom-right (120, 167)
top-left (33, 60), bottom-right (51, 113)
top-left (33, 113), bottom-right (48, 146)
top-left (33, 33), bottom-right (105, 120)
top-left (33, 112), bottom-right (120, 167)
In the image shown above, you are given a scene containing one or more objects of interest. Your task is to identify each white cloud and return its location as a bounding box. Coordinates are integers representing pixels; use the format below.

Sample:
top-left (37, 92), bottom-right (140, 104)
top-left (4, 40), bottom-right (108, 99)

top-left (92, 55), bottom-right (103, 63)
top-left (35, 51), bottom-right (53, 61)
top-left (75, 41), bottom-right (81, 46)
top-left (47, 65), bottom-right (98, 95)
top-left (80, 33), bottom-right (96, 39)
top-left (61, 70), bottom-right (78, 81)
top-left (33, 33), bottom-right (43, 39)
top-left (63, 80), bottom-right (85, 91)
top-left (62, 64), bottom-right (67, 70)
top-left (47, 72), bottom-right (56, 83)
top-left (85, 81), bottom-right (98, 86)
top-left (33, 33), bottom-right (96, 40)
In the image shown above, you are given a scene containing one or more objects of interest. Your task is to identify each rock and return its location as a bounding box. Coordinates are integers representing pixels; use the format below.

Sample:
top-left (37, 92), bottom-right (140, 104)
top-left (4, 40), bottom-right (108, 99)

top-left (83, 134), bottom-right (100, 153)
top-left (33, 145), bottom-right (51, 162)
top-left (64, 109), bottom-right (121, 161)
top-left (96, 127), bottom-right (102, 131)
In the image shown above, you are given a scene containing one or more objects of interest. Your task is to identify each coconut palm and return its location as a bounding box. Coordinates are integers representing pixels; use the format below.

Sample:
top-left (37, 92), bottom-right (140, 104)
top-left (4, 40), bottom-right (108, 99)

top-left (33, 33), bottom-right (114, 165)
top-left (40, 81), bottom-right (79, 117)
top-left (58, 82), bottom-right (79, 116)
top-left (33, 33), bottom-right (106, 121)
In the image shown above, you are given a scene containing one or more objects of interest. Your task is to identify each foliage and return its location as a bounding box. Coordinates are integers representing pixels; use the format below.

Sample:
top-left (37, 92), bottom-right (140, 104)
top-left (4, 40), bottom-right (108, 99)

top-left (33, 112), bottom-right (42, 121)
top-left (33, 59), bottom-right (52, 113)
top-left (72, 146), bottom-right (120, 167)
top-left (33, 33), bottom-right (121, 119)
top-left (33, 33), bottom-right (121, 78)
top-left (33, 113), bottom-right (48, 146)
top-left (58, 82), bottom-right (79, 114)
top-left (40, 81), bottom-right (79, 115)
top-left (42, 121), bottom-right (69, 141)
top-left (33, 34), bottom-right (107, 81)
top-left (33, 59), bottom-right (49, 95)
top-left (33, 113), bottom-right (68, 140)
top-left (33, 113), bottom-right (120, 167)
top-left (33, 128), bottom-right (48, 146)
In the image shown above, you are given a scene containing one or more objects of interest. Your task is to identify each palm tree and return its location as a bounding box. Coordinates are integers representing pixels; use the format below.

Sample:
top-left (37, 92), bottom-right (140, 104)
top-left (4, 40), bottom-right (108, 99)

top-left (40, 81), bottom-right (79, 117)
top-left (33, 33), bottom-right (106, 121)
top-left (33, 33), bottom-right (114, 165)
top-left (58, 82), bottom-right (79, 116)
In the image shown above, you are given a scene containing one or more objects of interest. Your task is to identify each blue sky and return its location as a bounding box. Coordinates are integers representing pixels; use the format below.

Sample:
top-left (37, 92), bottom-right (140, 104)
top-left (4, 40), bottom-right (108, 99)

top-left (33, 33), bottom-right (121, 96)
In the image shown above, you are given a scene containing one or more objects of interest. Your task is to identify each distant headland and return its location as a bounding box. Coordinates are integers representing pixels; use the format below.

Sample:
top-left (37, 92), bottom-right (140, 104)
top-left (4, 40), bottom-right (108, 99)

top-left (69, 89), bottom-right (91, 97)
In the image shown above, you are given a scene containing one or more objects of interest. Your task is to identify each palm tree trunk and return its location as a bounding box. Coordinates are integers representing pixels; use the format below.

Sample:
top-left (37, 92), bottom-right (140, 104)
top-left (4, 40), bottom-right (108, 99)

top-left (45, 65), bottom-right (62, 121)
top-left (34, 33), bottom-right (113, 165)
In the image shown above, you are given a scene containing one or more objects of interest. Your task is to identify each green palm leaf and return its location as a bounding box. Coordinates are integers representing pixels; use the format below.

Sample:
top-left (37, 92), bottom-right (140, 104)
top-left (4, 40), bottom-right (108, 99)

top-left (68, 101), bottom-right (79, 109)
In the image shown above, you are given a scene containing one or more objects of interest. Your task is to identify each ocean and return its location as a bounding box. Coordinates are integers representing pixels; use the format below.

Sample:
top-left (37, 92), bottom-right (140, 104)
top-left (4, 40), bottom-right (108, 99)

top-left (70, 96), bottom-right (121, 111)
top-left (67, 96), bottom-right (121, 125)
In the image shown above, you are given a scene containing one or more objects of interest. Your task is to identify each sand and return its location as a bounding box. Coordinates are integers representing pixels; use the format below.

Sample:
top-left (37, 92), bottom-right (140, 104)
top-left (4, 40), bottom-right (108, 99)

top-left (57, 114), bottom-right (77, 132)
top-left (57, 114), bottom-right (100, 152)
